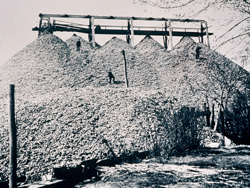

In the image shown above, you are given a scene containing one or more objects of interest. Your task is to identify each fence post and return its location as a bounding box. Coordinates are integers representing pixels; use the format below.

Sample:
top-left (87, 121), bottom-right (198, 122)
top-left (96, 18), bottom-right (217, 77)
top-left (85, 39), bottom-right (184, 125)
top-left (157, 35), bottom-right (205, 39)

top-left (9, 84), bottom-right (17, 188)
top-left (122, 50), bottom-right (129, 88)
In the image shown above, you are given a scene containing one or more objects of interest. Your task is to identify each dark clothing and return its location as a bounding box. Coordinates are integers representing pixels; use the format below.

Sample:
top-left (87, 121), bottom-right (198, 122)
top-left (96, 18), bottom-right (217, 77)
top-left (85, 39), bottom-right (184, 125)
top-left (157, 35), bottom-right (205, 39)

top-left (196, 47), bottom-right (201, 59)
top-left (96, 25), bottom-right (101, 30)
top-left (108, 72), bottom-right (115, 84)
top-left (76, 41), bottom-right (81, 51)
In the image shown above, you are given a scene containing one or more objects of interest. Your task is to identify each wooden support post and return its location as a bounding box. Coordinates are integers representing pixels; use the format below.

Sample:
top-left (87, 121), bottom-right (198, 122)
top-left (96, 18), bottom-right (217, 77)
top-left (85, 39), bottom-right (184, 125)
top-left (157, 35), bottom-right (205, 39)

top-left (164, 21), bottom-right (168, 49)
top-left (204, 21), bottom-right (210, 48)
top-left (38, 16), bottom-right (43, 37)
top-left (168, 20), bottom-right (173, 50)
top-left (122, 50), bottom-right (128, 88)
top-left (91, 17), bottom-right (95, 47)
top-left (88, 18), bottom-right (92, 43)
top-left (126, 20), bottom-right (131, 44)
top-left (200, 23), bottom-right (204, 43)
top-left (130, 18), bottom-right (134, 47)
top-left (9, 84), bottom-right (17, 188)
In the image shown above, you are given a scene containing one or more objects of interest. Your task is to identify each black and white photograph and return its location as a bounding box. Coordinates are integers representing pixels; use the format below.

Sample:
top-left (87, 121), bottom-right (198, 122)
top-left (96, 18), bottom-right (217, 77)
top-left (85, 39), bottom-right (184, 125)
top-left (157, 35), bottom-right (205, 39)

top-left (0, 0), bottom-right (250, 187)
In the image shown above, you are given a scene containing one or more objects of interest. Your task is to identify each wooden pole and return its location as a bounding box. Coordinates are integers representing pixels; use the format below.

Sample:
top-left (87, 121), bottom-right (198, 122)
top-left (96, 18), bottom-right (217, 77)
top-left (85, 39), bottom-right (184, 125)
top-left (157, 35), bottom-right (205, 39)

top-left (122, 50), bottom-right (128, 88)
top-left (204, 21), bottom-right (210, 48)
top-left (200, 23), bottom-right (204, 43)
top-left (168, 20), bottom-right (173, 50)
top-left (164, 21), bottom-right (168, 49)
top-left (130, 18), bottom-right (134, 47)
top-left (38, 16), bottom-right (43, 37)
top-left (9, 84), bottom-right (17, 188)
top-left (126, 20), bottom-right (130, 44)
top-left (91, 17), bottom-right (96, 47)
top-left (88, 18), bottom-right (92, 43)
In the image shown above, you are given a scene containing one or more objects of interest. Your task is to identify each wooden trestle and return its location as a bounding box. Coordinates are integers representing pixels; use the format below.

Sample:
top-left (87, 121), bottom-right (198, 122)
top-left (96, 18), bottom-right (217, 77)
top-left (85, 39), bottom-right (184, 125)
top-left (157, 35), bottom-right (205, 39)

top-left (33, 14), bottom-right (213, 49)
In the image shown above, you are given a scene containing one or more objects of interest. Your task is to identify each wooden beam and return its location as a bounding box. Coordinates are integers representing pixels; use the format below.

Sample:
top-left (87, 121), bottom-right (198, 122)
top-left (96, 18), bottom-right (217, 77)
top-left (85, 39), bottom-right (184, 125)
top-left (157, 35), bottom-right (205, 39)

top-left (130, 18), bottom-right (134, 46)
top-left (88, 18), bottom-right (92, 43)
top-left (201, 23), bottom-right (204, 43)
top-left (39, 13), bottom-right (205, 23)
top-left (168, 20), bottom-right (173, 50)
top-left (204, 21), bottom-right (210, 48)
top-left (126, 20), bottom-right (130, 44)
top-left (164, 21), bottom-right (168, 49)
top-left (39, 24), bottom-right (213, 37)
top-left (38, 16), bottom-right (43, 37)
top-left (91, 17), bottom-right (95, 47)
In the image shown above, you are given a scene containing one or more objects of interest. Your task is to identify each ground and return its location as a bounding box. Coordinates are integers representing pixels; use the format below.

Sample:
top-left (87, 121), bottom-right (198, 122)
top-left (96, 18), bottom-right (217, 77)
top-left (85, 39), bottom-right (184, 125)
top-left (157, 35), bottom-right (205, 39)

top-left (75, 145), bottom-right (250, 188)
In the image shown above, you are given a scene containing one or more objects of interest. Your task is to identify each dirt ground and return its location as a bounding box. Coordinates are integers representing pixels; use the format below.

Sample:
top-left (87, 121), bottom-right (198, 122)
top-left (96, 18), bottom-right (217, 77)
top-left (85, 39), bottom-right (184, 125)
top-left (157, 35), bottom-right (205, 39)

top-left (75, 145), bottom-right (250, 188)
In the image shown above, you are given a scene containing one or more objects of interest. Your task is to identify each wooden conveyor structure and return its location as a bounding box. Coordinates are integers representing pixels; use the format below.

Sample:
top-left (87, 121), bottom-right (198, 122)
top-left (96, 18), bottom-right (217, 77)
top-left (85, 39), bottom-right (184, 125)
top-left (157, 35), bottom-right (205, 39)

top-left (32, 14), bottom-right (213, 49)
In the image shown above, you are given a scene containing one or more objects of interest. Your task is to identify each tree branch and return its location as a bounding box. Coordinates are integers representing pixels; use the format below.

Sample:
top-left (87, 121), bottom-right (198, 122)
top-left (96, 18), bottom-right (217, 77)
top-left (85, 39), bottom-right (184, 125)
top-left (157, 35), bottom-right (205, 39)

top-left (138, 0), bottom-right (195, 9)
top-left (217, 17), bottom-right (250, 41)
top-left (215, 32), bottom-right (250, 49)
top-left (190, 1), bottom-right (221, 18)
top-left (224, 35), bottom-right (248, 55)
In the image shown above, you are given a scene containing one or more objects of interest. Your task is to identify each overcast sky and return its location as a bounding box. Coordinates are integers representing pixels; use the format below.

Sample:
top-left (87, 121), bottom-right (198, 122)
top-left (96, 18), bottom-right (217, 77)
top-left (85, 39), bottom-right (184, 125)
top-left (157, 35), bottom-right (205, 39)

top-left (0, 0), bottom-right (246, 68)
top-left (0, 0), bottom-right (155, 64)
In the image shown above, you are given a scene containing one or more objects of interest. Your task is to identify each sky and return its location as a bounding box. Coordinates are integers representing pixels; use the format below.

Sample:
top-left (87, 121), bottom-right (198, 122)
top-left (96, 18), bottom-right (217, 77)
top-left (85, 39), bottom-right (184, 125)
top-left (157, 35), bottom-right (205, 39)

top-left (0, 0), bottom-right (248, 69)
top-left (0, 0), bottom-right (159, 64)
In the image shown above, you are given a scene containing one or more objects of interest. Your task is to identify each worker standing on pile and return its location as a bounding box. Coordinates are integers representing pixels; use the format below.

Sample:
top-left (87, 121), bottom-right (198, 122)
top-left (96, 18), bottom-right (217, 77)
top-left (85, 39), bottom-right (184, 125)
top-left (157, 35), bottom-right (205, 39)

top-left (108, 70), bottom-right (115, 84)
top-left (196, 46), bottom-right (202, 59)
top-left (76, 40), bottom-right (81, 51)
